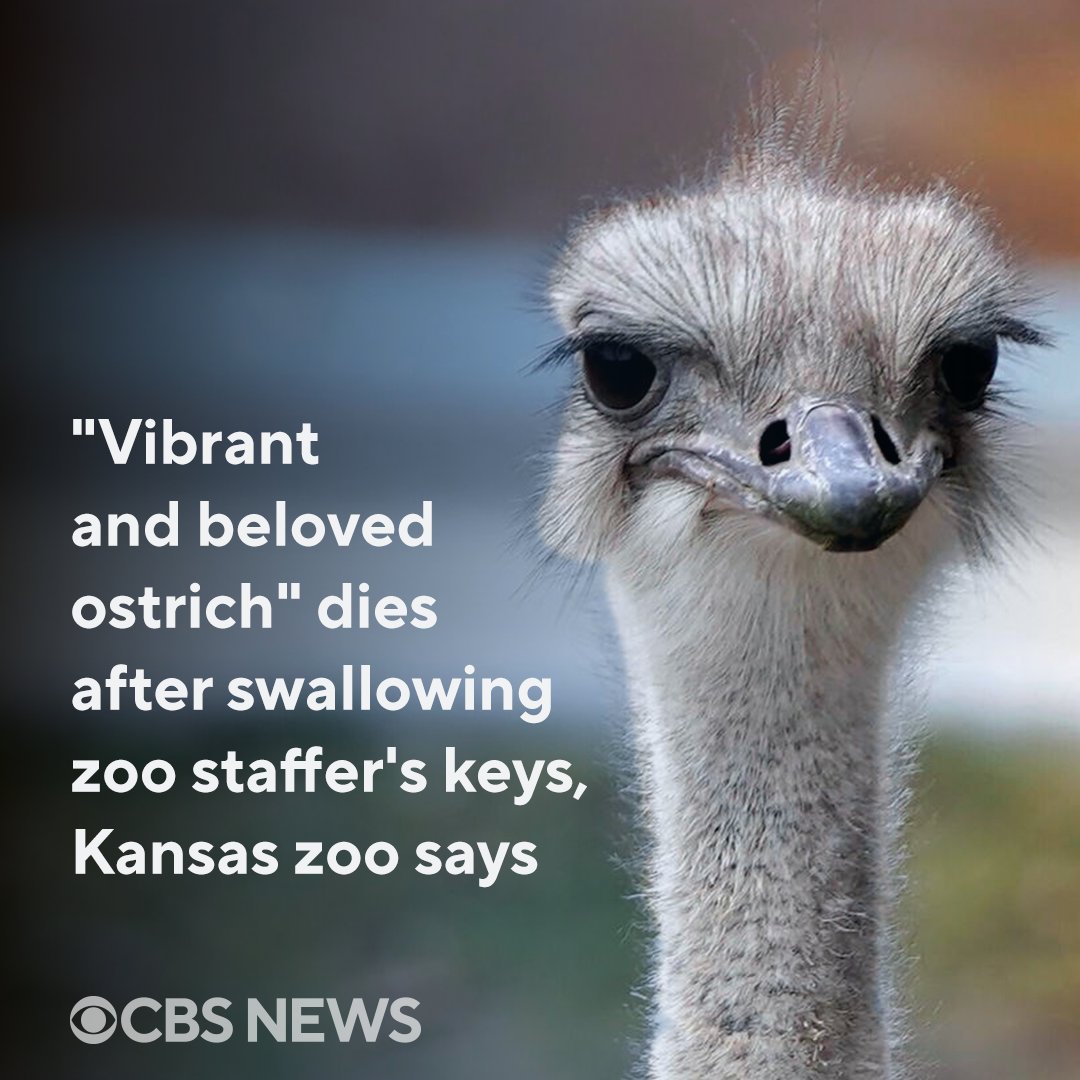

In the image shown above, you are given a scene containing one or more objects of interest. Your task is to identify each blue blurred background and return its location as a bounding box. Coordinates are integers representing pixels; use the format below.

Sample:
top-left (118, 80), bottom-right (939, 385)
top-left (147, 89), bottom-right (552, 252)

top-left (5, 3), bottom-right (1079, 1077)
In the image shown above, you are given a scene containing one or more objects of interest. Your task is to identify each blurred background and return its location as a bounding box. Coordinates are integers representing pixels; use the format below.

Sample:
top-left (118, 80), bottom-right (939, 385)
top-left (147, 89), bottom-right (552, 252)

top-left (4, 2), bottom-right (1078, 1077)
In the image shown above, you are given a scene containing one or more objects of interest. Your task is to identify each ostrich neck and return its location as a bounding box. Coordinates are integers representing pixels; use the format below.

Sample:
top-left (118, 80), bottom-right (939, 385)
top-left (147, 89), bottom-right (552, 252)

top-left (609, 561), bottom-right (906, 1080)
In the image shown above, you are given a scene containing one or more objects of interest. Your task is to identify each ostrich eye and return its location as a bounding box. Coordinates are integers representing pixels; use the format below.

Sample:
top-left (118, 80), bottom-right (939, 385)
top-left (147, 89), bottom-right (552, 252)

top-left (581, 340), bottom-right (659, 415)
top-left (938, 338), bottom-right (998, 409)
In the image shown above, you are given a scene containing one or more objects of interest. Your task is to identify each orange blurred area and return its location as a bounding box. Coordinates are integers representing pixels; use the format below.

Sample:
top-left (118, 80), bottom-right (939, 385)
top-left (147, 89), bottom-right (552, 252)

top-left (830, 3), bottom-right (1080, 256)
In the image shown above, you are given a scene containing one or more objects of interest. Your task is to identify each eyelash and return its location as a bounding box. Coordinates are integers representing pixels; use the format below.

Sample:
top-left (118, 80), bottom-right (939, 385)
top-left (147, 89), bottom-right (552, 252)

top-left (537, 332), bottom-right (627, 370)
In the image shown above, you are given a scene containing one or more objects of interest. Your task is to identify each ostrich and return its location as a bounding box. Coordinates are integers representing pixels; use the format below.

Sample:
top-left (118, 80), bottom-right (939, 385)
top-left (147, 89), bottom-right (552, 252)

top-left (539, 106), bottom-right (1045, 1079)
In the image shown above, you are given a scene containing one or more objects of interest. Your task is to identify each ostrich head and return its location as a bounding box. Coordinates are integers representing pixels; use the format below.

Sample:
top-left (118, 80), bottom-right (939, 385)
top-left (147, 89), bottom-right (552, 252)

top-left (541, 145), bottom-right (1045, 611)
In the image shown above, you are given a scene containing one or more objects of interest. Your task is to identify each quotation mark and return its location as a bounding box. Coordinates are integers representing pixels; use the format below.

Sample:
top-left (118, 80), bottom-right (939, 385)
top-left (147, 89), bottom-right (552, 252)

top-left (277, 582), bottom-right (301, 600)
top-left (73, 419), bottom-right (97, 436)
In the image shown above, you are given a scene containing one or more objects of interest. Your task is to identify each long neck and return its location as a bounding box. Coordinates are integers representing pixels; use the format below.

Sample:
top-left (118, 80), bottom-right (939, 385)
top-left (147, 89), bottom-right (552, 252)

top-left (609, 552), bottom-right (913, 1080)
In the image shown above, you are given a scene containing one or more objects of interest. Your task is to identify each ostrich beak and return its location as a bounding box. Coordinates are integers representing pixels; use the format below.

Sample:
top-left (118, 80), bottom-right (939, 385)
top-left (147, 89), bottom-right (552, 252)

top-left (628, 402), bottom-right (945, 552)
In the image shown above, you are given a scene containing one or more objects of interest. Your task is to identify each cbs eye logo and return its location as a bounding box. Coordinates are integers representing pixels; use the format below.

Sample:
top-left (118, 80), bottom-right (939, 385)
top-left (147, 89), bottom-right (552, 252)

top-left (70, 997), bottom-right (118, 1044)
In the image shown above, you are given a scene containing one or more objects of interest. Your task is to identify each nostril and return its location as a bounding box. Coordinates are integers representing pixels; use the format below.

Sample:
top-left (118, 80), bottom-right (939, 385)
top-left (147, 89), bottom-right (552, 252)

top-left (871, 416), bottom-right (901, 466)
top-left (759, 419), bottom-right (792, 466)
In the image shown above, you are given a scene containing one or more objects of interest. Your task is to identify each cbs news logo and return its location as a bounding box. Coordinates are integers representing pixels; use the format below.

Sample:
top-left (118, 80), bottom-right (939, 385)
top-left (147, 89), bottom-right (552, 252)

top-left (70, 995), bottom-right (421, 1044)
